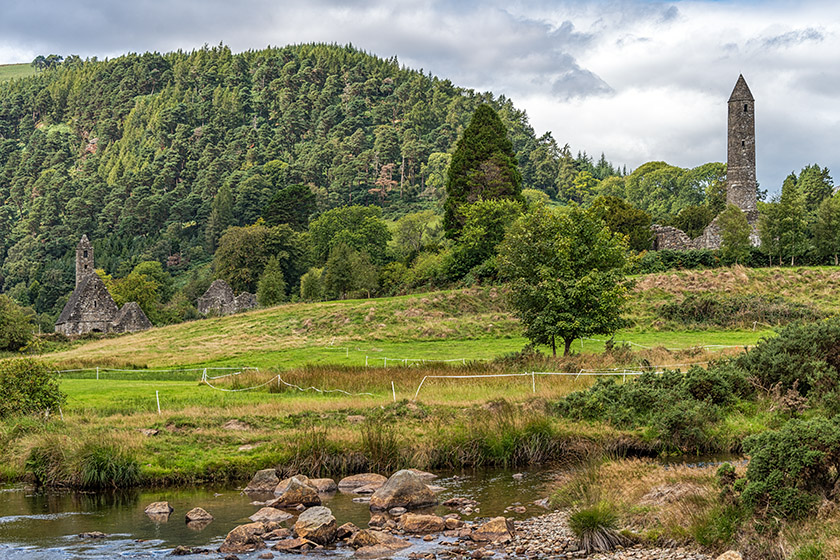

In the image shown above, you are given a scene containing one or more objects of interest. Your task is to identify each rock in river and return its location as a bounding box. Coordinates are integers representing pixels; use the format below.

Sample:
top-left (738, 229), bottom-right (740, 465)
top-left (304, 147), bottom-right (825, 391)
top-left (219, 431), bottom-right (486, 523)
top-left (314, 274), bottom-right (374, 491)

top-left (398, 513), bottom-right (446, 534)
top-left (338, 473), bottom-right (387, 491)
top-left (144, 501), bottom-right (174, 515)
top-left (471, 517), bottom-right (515, 542)
top-left (369, 469), bottom-right (438, 511)
top-left (185, 507), bottom-right (213, 522)
top-left (269, 476), bottom-right (321, 508)
top-left (244, 468), bottom-right (279, 493)
top-left (293, 505), bottom-right (337, 545)
top-left (250, 507), bottom-right (293, 523)
top-left (219, 522), bottom-right (268, 553)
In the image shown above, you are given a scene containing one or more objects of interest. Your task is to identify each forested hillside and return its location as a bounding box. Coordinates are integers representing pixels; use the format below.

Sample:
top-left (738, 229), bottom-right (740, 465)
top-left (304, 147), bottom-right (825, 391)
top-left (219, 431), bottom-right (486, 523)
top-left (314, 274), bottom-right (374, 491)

top-left (0, 44), bottom-right (578, 319)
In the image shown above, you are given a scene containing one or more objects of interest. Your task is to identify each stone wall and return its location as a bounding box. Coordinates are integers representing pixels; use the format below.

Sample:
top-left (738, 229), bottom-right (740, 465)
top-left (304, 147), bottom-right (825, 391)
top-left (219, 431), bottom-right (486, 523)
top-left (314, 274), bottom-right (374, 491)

top-left (198, 279), bottom-right (257, 316)
top-left (112, 302), bottom-right (153, 333)
top-left (651, 225), bottom-right (695, 250)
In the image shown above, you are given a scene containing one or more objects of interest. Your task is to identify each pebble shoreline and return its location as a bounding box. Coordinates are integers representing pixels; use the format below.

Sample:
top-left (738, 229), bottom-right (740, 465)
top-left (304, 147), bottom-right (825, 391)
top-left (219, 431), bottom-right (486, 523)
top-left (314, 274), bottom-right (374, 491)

top-left (432, 511), bottom-right (713, 560)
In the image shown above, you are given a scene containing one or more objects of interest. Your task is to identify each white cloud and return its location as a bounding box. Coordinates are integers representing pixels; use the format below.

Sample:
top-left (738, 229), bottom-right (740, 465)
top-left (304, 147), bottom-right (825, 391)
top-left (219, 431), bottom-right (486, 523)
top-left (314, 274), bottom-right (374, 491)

top-left (1, 0), bottom-right (839, 194)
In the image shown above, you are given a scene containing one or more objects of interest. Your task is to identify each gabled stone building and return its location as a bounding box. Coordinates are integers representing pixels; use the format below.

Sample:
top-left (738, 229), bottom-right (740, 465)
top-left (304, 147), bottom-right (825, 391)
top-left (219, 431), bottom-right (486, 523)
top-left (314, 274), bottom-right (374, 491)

top-left (197, 279), bottom-right (257, 316)
top-left (54, 236), bottom-right (152, 336)
top-left (652, 75), bottom-right (760, 251)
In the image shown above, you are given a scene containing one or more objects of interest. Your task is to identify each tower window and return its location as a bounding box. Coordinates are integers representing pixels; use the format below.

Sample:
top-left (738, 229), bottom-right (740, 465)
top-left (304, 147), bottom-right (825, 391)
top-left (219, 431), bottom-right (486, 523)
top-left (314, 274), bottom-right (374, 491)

top-left (744, 104), bottom-right (748, 113)
top-left (84, 264), bottom-right (88, 270)
top-left (83, 250), bottom-right (88, 258)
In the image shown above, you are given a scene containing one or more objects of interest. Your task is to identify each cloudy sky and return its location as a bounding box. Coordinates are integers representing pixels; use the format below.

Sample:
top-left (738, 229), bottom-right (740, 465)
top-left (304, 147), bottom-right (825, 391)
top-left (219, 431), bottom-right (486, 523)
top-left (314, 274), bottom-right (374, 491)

top-left (2, 0), bottom-right (839, 195)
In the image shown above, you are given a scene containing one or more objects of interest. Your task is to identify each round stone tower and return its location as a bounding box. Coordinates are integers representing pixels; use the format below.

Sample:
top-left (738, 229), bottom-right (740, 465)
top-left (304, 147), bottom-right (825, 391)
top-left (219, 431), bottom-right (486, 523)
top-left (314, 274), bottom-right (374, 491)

top-left (726, 74), bottom-right (757, 212)
top-left (76, 234), bottom-right (94, 287)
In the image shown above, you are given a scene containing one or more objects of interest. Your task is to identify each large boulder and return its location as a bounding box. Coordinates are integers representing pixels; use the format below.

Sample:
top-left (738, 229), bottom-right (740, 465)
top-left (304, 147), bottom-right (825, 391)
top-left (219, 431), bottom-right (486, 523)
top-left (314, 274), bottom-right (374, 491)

top-left (369, 470), bottom-right (438, 511)
top-left (269, 476), bottom-right (321, 508)
top-left (471, 517), bottom-right (515, 542)
top-left (310, 478), bottom-right (338, 493)
top-left (249, 507), bottom-right (293, 523)
top-left (398, 513), bottom-right (446, 534)
top-left (245, 469), bottom-right (280, 493)
top-left (338, 473), bottom-right (387, 491)
top-left (293, 506), bottom-right (337, 545)
top-left (219, 522), bottom-right (267, 553)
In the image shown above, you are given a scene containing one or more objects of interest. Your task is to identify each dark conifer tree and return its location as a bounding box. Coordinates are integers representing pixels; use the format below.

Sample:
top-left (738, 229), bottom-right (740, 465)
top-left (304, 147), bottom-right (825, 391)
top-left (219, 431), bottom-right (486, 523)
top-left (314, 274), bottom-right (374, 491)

top-left (443, 104), bottom-right (522, 239)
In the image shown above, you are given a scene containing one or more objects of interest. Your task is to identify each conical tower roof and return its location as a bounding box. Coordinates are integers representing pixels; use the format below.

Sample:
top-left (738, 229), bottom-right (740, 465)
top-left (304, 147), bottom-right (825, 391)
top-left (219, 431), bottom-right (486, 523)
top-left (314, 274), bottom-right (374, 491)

top-left (78, 234), bottom-right (91, 248)
top-left (728, 74), bottom-right (754, 102)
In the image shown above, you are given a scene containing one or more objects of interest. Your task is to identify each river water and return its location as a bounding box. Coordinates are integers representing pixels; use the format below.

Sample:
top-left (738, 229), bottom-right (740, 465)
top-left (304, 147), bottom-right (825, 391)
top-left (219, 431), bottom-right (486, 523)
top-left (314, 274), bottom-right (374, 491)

top-left (0, 468), bottom-right (558, 559)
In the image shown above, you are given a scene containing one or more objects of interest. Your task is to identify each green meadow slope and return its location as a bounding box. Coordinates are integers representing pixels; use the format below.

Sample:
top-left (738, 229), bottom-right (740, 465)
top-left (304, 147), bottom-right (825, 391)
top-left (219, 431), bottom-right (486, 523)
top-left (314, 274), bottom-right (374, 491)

top-left (43, 265), bottom-right (840, 371)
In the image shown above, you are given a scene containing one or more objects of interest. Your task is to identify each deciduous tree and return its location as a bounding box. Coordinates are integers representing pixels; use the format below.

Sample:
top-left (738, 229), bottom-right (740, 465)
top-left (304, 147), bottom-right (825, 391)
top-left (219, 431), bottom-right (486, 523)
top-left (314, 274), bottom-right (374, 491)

top-left (498, 206), bottom-right (631, 356)
top-left (717, 204), bottom-right (751, 264)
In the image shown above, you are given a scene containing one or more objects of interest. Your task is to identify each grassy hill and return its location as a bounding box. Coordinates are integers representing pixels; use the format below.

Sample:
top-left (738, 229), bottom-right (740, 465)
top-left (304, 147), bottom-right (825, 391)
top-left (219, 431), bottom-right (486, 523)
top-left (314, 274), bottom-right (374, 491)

top-left (42, 264), bottom-right (838, 371)
top-left (0, 63), bottom-right (35, 82)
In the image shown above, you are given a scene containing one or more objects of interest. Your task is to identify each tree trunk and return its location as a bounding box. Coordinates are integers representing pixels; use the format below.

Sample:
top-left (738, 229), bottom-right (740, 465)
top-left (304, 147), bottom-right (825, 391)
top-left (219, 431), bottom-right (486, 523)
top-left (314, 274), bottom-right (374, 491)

top-left (791, 255), bottom-right (795, 266)
top-left (550, 335), bottom-right (556, 357)
top-left (563, 338), bottom-right (572, 356)
top-left (835, 254), bottom-right (838, 266)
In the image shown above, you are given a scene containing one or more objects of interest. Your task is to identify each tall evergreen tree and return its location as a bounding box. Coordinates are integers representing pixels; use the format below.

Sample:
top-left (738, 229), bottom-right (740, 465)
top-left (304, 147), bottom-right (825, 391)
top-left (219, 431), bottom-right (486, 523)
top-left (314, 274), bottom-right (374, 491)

top-left (443, 105), bottom-right (522, 239)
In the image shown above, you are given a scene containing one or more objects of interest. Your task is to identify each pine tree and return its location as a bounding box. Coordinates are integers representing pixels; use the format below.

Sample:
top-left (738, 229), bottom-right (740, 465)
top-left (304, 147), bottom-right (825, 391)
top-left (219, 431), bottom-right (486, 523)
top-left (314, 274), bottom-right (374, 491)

top-left (443, 105), bottom-right (522, 238)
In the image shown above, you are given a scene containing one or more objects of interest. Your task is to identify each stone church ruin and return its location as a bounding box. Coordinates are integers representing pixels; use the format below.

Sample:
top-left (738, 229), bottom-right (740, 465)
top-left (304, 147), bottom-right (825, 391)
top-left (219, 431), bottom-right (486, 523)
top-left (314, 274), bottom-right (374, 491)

top-left (652, 75), bottom-right (760, 251)
top-left (54, 235), bottom-right (152, 336)
top-left (197, 279), bottom-right (257, 316)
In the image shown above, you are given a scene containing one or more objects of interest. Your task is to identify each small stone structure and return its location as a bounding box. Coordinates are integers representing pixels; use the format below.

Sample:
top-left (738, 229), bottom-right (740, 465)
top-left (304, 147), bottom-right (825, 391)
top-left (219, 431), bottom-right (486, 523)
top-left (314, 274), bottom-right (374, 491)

top-left (197, 279), bottom-right (257, 316)
top-left (111, 302), bottom-right (153, 333)
top-left (651, 75), bottom-right (760, 251)
top-left (54, 235), bottom-right (152, 336)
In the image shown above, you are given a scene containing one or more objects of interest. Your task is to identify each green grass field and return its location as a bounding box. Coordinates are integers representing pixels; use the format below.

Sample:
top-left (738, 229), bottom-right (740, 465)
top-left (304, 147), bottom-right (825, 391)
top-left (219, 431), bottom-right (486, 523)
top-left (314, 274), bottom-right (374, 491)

top-left (3, 266), bottom-right (835, 488)
top-left (0, 63), bottom-right (35, 82)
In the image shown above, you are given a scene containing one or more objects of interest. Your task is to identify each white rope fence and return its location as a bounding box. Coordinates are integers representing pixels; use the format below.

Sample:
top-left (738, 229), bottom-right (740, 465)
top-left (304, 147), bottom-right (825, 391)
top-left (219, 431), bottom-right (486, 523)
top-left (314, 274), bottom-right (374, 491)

top-left (198, 369), bottom-right (376, 397)
top-left (581, 337), bottom-right (748, 352)
top-left (410, 367), bottom-right (691, 401)
top-left (365, 356), bottom-right (477, 367)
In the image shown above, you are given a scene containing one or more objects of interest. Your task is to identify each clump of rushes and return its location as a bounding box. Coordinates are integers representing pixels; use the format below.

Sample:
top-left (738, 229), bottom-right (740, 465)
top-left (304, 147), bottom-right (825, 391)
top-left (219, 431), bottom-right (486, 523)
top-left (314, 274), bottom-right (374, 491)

top-left (76, 441), bottom-right (141, 489)
top-left (25, 436), bottom-right (141, 489)
top-left (568, 502), bottom-right (625, 553)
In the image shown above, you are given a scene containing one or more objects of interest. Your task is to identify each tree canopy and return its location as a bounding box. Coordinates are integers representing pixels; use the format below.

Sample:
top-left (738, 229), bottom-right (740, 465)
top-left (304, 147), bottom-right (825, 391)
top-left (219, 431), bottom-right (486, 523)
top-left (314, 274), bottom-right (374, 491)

top-left (498, 206), bottom-right (631, 356)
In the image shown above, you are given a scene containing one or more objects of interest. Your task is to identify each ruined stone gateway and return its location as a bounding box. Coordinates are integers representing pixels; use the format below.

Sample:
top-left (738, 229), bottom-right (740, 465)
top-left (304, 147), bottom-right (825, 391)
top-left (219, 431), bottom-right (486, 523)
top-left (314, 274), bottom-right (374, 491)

top-left (652, 75), bottom-right (760, 251)
top-left (54, 235), bottom-right (152, 336)
top-left (197, 279), bottom-right (257, 316)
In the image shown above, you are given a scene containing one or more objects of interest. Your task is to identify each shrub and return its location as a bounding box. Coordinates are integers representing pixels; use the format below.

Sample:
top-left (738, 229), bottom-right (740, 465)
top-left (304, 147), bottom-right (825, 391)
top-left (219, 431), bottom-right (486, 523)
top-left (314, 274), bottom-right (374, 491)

top-left (568, 502), bottom-right (625, 553)
top-left (555, 364), bottom-right (751, 453)
top-left (0, 358), bottom-right (65, 418)
top-left (0, 294), bottom-right (34, 351)
top-left (741, 417), bottom-right (840, 520)
top-left (735, 318), bottom-right (840, 402)
top-left (634, 249), bottom-right (719, 274)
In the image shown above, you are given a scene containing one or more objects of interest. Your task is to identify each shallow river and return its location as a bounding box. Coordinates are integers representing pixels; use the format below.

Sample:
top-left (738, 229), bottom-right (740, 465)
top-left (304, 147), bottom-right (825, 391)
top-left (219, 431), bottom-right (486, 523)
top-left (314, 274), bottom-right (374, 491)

top-left (0, 468), bottom-right (558, 559)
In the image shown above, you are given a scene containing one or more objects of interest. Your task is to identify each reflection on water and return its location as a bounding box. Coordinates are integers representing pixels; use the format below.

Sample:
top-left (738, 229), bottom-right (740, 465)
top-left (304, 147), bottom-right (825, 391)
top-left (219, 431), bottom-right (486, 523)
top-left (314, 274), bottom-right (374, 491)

top-left (0, 468), bottom-right (557, 559)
